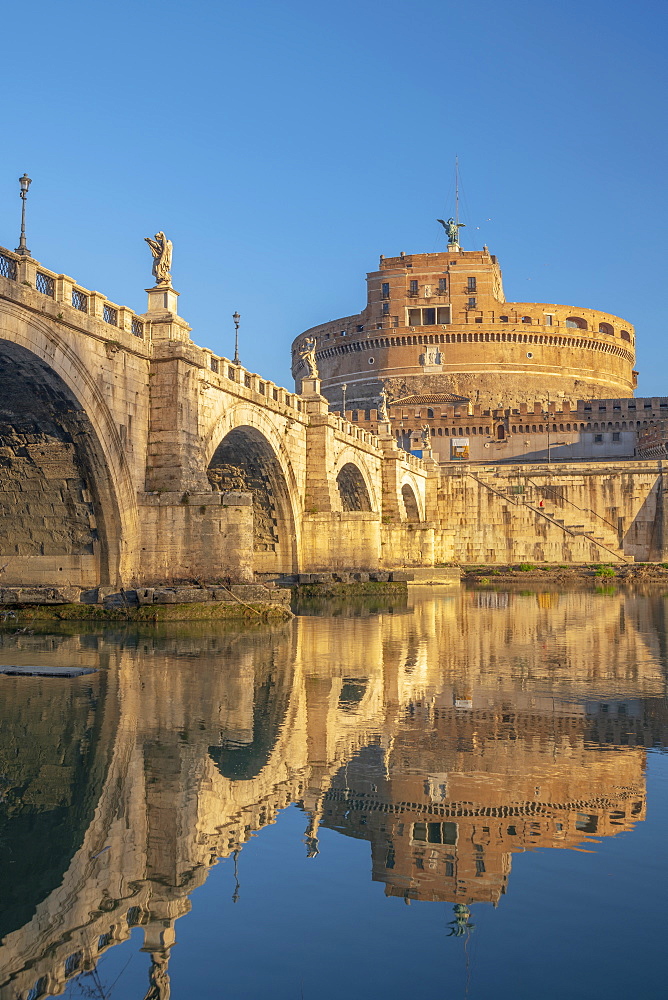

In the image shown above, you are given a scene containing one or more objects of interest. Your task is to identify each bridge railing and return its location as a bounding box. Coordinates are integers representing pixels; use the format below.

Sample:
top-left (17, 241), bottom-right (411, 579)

top-left (0, 244), bottom-right (146, 339)
top-left (200, 347), bottom-right (304, 415)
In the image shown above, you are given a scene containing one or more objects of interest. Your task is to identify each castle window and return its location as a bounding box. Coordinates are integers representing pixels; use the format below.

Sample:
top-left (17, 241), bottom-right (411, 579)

top-left (438, 277), bottom-right (448, 292)
top-left (599, 322), bottom-right (613, 335)
top-left (612, 432), bottom-right (621, 441)
top-left (427, 408), bottom-right (434, 418)
top-left (423, 308), bottom-right (436, 325)
top-left (521, 316), bottom-right (532, 324)
top-left (409, 279), bottom-right (419, 296)
top-left (566, 317), bottom-right (588, 330)
top-left (408, 308), bottom-right (421, 326)
top-left (620, 330), bottom-right (631, 341)
top-left (382, 302), bottom-right (389, 315)
top-left (544, 314), bottom-right (553, 326)
top-left (475, 317), bottom-right (483, 323)
top-left (468, 298), bottom-right (477, 308)
top-left (594, 434), bottom-right (603, 442)
top-left (381, 282), bottom-right (390, 299)
top-left (437, 306), bottom-right (450, 324)
top-left (467, 277), bottom-right (477, 292)
top-left (500, 315), bottom-right (508, 323)
top-left (357, 325), bottom-right (364, 332)
top-left (497, 424), bottom-right (505, 440)
top-left (368, 357), bottom-right (375, 364)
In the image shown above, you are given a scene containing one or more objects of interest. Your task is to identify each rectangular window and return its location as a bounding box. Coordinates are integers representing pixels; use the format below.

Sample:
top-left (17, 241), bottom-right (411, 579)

top-left (437, 306), bottom-right (450, 324)
top-left (467, 276), bottom-right (477, 292)
top-left (612, 431), bottom-right (621, 441)
top-left (409, 279), bottom-right (419, 296)
top-left (408, 308), bottom-right (421, 326)
top-left (544, 314), bottom-right (553, 326)
top-left (381, 281), bottom-right (390, 299)
top-left (468, 297), bottom-right (477, 308)
top-left (382, 302), bottom-right (389, 315)
top-left (438, 277), bottom-right (447, 292)
top-left (423, 308), bottom-right (436, 325)
top-left (594, 433), bottom-right (603, 442)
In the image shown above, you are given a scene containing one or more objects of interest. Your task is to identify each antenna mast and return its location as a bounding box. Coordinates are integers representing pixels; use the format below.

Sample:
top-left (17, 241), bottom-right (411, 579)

top-left (455, 155), bottom-right (459, 226)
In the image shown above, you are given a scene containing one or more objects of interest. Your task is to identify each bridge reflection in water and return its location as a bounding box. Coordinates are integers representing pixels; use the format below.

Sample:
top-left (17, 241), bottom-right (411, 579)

top-left (0, 588), bottom-right (666, 999)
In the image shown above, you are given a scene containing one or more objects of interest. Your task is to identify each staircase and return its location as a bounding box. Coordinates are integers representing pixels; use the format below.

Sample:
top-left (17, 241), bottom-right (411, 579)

top-left (469, 469), bottom-right (630, 563)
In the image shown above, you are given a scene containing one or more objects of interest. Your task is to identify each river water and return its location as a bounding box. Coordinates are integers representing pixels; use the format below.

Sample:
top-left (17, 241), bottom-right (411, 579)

top-left (0, 586), bottom-right (666, 1000)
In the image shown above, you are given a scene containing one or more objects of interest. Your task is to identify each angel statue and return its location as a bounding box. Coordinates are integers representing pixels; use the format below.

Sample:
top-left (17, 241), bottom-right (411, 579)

top-left (421, 424), bottom-right (431, 450)
top-left (145, 231), bottom-right (173, 285)
top-left (437, 217), bottom-right (465, 246)
top-left (299, 336), bottom-right (319, 379)
top-left (378, 385), bottom-right (391, 422)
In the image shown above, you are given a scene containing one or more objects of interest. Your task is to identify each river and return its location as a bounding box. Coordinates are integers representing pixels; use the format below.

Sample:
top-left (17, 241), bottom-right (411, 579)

top-left (0, 585), bottom-right (666, 1000)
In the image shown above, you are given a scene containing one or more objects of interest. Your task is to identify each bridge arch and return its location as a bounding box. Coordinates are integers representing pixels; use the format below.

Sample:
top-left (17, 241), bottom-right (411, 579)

top-left (0, 307), bottom-right (137, 586)
top-left (332, 448), bottom-right (379, 513)
top-left (204, 404), bottom-right (301, 575)
top-left (401, 482), bottom-right (422, 522)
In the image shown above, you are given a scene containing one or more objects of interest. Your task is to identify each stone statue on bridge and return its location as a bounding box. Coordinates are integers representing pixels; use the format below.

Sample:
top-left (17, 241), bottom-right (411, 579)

top-left (378, 386), bottom-right (390, 422)
top-left (145, 231), bottom-right (173, 285)
top-left (299, 336), bottom-right (319, 379)
top-left (421, 424), bottom-right (431, 450)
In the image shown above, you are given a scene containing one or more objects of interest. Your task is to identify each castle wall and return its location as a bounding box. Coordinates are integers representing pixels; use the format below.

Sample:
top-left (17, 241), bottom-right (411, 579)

top-left (292, 248), bottom-right (637, 411)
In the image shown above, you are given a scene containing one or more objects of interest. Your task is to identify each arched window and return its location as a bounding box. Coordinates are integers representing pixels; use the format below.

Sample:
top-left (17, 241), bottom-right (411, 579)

top-left (566, 317), bottom-right (588, 330)
top-left (521, 316), bottom-right (532, 324)
top-left (497, 424), bottom-right (505, 440)
top-left (427, 408), bottom-right (434, 418)
top-left (599, 322), bottom-right (613, 335)
top-left (621, 330), bottom-right (631, 341)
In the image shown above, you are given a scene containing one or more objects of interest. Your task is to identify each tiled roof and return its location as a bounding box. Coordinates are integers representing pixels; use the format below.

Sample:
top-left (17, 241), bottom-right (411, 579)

top-left (390, 393), bottom-right (470, 405)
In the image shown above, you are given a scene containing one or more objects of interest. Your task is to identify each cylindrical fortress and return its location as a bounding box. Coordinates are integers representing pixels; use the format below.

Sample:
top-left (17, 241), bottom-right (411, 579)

top-left (291, 247), bottom-right (636, 411)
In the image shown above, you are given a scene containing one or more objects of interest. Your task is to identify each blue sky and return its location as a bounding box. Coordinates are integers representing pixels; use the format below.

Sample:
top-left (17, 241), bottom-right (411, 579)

top-left (2, 0), bottom-right (667, 396)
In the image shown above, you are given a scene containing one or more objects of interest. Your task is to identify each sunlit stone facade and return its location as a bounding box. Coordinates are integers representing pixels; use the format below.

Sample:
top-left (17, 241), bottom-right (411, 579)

top-left (291, 246), bottom-right (637, 414)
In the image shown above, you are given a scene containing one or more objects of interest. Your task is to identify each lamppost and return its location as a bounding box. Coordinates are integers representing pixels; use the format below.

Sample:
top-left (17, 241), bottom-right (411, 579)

top-left (15, 173), bottom-right (32, 257)
top-left (341, 383), bottom-right (347, 416)
top-left (546, 393), bottom-right (551, 464)
top-left (233, 311), bottom-right (240, 365)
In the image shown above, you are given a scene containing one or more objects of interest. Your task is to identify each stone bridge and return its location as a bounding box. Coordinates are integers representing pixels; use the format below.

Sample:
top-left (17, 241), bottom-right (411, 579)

top-left (0, 245), bottom-right (432, 589)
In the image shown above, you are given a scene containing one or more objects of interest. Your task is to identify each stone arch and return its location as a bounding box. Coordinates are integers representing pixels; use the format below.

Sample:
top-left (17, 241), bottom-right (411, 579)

top-left (207, 424), bottom-right (298, 575)
top-left (0, 311), bottom-right (135, 587)
top-left (202, 403), bottom-right (302, 575)
top-left (336, 463), bottom-right (372, 511)
top-left (401, 483), bottom-right (421, 522)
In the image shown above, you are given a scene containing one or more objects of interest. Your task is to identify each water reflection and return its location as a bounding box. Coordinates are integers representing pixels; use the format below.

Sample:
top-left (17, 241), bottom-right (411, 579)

top-left (0, 589), bottom-right (666, 999)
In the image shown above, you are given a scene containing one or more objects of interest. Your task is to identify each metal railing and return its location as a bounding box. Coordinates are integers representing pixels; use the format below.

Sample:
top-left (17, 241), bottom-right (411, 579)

top-left (131, 317), bottom-right (144, 338)
top-left (103, 304), bottom-right (118, 326)
top-left (36, 271), bottom-right (54, 296)
top-left (71, 288), bottom-right (88, 312)
top-left (0, 252), bottom-right (17, 280)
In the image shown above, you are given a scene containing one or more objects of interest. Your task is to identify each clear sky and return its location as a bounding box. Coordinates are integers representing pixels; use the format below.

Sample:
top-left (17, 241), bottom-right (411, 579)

top-left (2, 0), bottom-right (667, 396)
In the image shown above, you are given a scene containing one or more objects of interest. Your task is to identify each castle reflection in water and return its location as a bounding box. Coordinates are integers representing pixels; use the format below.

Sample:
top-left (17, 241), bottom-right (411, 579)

top-left (0, 588), bottom-right (666, 1000)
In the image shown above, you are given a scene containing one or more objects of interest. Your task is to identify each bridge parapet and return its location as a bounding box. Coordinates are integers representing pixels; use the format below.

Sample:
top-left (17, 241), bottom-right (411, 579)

top-left (0, 245), bottom-right (148, 345)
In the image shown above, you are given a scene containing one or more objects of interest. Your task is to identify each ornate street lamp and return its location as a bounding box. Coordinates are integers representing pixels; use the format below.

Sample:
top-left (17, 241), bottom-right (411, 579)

top-left (233, 312), bottom-right (240, 365)
top-left (15, 173), bottom-right (32, 257)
